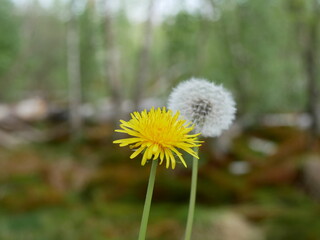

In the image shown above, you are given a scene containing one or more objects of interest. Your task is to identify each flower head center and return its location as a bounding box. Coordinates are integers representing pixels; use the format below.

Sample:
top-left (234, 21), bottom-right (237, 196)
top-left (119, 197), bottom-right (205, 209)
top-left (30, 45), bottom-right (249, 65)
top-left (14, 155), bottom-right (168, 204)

top-left (191, 99), bottom-right (212, 127)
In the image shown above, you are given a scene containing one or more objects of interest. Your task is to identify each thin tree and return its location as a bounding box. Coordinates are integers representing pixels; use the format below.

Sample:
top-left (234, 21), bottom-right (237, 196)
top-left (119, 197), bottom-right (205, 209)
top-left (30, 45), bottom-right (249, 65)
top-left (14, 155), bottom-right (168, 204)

top-left (133, 0), bottom-right (155, 110)
top-left (303, 0), bottom-right (320, 139)
top-left (67, 0), bottom-right (83, 139)
top-left (88, 0), bottom-right (105, 90)
top-left (288, 0), bottom-right (320, 143)
top-left (101, 0), bottom-right (122, 123)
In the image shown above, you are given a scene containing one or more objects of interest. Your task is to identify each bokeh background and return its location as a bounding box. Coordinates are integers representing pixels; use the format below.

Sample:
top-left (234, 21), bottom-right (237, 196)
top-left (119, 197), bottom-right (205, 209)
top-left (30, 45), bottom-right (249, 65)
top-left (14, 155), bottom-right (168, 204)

top-left (0, 0), bottom-right (320, 239)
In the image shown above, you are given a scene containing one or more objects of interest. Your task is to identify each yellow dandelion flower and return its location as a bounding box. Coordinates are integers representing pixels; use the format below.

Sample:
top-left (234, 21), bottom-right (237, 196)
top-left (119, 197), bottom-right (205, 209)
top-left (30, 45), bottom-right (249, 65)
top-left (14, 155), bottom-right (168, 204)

top-left (113, 107), bottom-right (202, 169)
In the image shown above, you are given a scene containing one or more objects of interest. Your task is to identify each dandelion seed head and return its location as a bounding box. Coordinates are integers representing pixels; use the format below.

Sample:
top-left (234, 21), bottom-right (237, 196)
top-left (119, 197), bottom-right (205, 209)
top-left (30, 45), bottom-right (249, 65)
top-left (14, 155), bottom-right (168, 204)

top-left (113, 107), bottom-right (202, 169)
top-left (168, 78), bottom-right (236, 137)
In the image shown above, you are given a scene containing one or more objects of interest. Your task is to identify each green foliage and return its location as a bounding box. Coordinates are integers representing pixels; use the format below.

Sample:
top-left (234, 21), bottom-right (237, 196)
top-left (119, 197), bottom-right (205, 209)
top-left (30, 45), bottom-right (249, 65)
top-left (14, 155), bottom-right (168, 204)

top-left (163, 12), bottom-right (204, 73)
top-left (0, 0), bottom-right (18, 76)
top-left (79, 2), bottom-right (103, 102)
top-left (266, 211), bottom-right (320, 240)
top-left (260, 188), bottom-right (320, 240)
top-left (1, 2), bottom-right (68, 101)
top-left (1, 0), bottom-right (318, 115)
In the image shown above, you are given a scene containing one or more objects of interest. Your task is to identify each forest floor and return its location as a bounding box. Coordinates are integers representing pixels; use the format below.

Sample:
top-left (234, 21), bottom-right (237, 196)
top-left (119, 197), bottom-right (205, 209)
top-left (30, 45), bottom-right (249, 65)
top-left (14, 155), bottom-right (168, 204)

top-left (0, 124), bottom-right (320, 240)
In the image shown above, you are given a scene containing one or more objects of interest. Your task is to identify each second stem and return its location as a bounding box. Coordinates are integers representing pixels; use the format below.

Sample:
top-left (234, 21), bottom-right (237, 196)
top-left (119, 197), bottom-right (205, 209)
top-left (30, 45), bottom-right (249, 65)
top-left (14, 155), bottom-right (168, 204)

top-left (184, 147), bottom-right (199, 240)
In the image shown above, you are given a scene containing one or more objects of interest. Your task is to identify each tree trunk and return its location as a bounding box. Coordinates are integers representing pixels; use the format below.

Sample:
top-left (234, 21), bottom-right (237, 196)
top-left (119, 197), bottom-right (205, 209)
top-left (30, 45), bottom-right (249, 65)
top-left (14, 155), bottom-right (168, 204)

top-left (67, 0), bottom-right (83, 140)
top-left (289, 0), bottom-right (320, 142)
top-left (133, 0), bottom-right (155, 110)
top-left (89, 0), bottom-right (105, 87)
top-left (304, 0), bottom-right (320, 139)
top-left (102, 0), bottom-right (122, 123)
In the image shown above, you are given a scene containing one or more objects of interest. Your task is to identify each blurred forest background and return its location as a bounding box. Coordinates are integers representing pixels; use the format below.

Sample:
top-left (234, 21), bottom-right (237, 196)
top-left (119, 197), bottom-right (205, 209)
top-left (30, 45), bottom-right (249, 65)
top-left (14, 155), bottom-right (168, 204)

top-left (0, 0), bottom-right (320, 239)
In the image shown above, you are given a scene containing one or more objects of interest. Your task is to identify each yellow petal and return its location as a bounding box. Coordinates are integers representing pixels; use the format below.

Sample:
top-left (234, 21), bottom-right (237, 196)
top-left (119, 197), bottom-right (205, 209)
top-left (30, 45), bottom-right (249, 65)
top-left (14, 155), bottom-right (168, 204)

top-left (130, 146), bottom-right (146, 159)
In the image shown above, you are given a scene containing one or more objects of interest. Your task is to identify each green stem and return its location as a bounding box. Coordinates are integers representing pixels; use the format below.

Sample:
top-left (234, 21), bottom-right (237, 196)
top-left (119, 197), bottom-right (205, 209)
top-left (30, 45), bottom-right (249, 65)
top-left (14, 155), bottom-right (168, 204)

top-left (138, 159), bottom-right (158, 240)
top-left (184, 147), bottom-right (199, 240)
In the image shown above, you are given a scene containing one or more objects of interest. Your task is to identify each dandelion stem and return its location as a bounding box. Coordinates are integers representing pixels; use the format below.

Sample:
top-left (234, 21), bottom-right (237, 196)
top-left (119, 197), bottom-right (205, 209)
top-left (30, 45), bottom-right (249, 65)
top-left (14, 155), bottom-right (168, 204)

top-left (184, 147), bottom-right (199, 240)
top-left (138, 159), bottom-right (158, 240)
